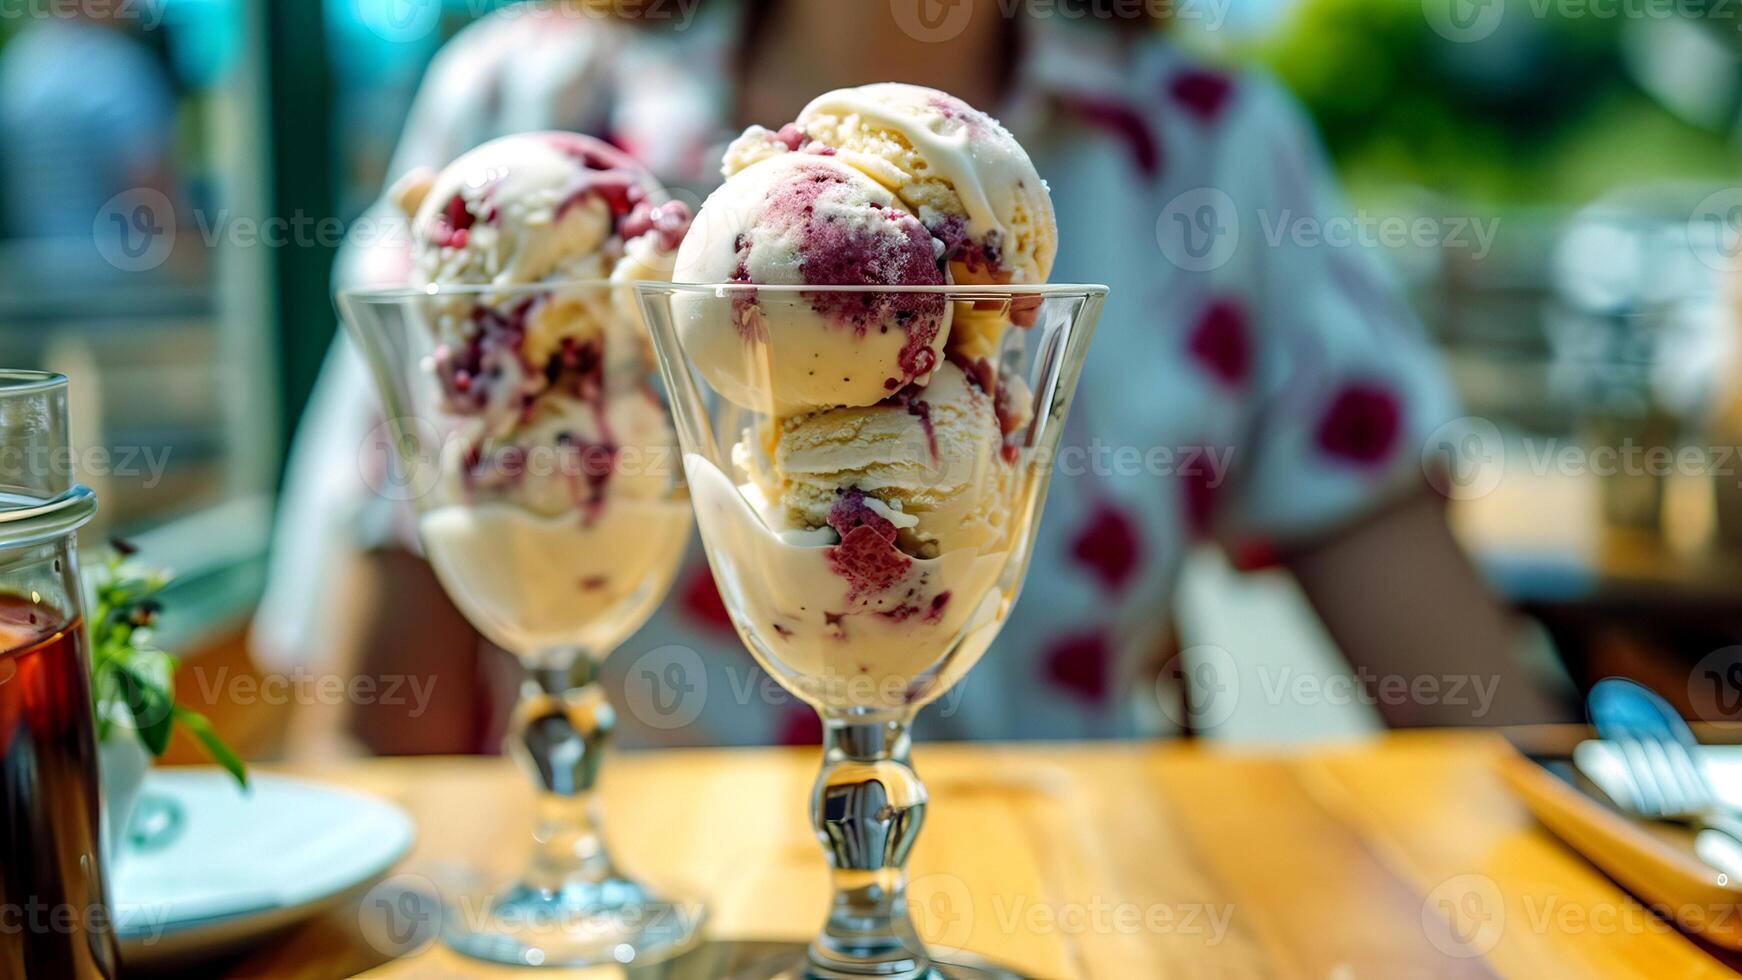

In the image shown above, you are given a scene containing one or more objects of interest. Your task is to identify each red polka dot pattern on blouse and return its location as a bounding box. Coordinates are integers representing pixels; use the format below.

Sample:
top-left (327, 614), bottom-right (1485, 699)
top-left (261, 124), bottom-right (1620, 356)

top-left (1043, 629), bottom-right (1114, 704)
top-left (678, 563), bottom-right (735, 634)
top-left (1179, 445), bottom-right (1225, 541)
top-left (1069, 502), bottom-right (1143, 594)
top-left (1315, 382), bottom-right (1403, 466)
top-left (777, 705), bottom-right (823, 746)
top-left (1230, 539), bottom-right (1284, 573)
top-left (1059, 95), bottom-right (1161, 178)
top-left (1169, 69), bottom-right (1235, 123)
top-left (1187, 298), bottom-right (1251, 387)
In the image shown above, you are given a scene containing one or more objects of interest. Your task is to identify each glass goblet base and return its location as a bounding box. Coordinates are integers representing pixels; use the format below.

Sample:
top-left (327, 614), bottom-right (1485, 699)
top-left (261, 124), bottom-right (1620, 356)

top-left (641, 939), bottom-right (1023, 978)
top-left (442, 874), bottom-right (704, 969)
top-left (797, 947), bottom-right (1022, 979)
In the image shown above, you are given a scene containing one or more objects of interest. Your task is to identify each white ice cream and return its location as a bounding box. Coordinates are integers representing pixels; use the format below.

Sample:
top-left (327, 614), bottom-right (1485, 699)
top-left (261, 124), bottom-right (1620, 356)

top-left (750, 361), bottom-right (1013, 557)
top-left (421, 499), bottom-right (691, 656)
top-left (685, 450), bottom-right (1036, 713)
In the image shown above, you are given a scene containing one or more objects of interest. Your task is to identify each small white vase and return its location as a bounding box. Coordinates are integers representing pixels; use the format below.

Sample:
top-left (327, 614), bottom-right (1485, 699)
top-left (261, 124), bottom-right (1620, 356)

top-left (98, 726), bottom-right (151, 865)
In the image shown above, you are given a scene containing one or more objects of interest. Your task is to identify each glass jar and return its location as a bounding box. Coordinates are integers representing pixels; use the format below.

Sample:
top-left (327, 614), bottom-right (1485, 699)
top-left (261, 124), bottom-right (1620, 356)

top-left (0, 371), bottom-right (117, 979)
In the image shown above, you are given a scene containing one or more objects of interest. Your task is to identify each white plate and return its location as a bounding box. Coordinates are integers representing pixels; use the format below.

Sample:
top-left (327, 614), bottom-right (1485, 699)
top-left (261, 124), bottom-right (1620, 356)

top-left (111, 768), bottom-right (415, 969)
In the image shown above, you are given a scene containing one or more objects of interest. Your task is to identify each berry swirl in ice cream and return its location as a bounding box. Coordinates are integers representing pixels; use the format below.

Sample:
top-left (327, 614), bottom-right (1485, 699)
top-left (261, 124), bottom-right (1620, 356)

top-left (674, 154), bottom-right (952, 415)
top-left (395, 132), bottom-right (691, 428)
top-left (725, 82), bottom-right (1057, 286)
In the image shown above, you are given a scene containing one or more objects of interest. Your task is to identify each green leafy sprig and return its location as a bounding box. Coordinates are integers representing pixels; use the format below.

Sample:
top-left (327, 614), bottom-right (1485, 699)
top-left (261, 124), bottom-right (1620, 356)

top-left (89, 543), bottom-right (246, 788)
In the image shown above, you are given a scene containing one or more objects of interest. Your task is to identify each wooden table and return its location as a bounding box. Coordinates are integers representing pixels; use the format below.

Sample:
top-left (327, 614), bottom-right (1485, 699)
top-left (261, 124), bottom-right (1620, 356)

top-left (227, 732), bottom-right (1740, 978)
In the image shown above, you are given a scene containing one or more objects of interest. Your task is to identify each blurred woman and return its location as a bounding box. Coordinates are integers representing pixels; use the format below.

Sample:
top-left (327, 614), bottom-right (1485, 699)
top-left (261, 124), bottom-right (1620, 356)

top-left (256, 0), bottom-right (1564, 755)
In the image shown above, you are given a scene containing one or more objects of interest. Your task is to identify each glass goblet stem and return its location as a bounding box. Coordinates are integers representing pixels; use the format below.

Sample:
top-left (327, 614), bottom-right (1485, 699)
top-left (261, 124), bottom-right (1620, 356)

top-left (508, 653), bottom-right (623, 893)
top-left (809, 717), bottom-right (932, 978)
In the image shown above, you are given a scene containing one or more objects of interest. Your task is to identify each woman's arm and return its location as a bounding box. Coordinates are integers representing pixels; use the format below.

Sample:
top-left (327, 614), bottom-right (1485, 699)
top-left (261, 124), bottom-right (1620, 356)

top-left (1283, 487), bottom-right (1569, 727)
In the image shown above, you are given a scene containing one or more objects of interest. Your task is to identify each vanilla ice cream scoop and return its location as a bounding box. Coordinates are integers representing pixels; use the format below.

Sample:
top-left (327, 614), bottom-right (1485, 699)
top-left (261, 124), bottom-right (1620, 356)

top-left (746, 361), bottom-right (1017, 557)
top-left (726, 83), bottom-right (1056, 286)
top-left (396, 132), bottom-right (690, 426)
top-left (401, 131), bottom-right (681, 286)
top-left (673, 153), bottom-right (953, 414)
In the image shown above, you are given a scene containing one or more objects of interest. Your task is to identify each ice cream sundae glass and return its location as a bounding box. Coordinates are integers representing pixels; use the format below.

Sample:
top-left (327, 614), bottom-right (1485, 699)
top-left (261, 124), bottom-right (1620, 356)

top-left (339, 133), bottom-right (700, 967)
top-left (639, 85), bottom-right (1104, 978)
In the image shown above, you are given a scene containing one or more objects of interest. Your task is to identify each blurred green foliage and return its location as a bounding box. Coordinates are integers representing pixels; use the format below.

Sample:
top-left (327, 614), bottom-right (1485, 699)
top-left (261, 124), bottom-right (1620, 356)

top-left (1252, 0), bottom-right (1742, 204)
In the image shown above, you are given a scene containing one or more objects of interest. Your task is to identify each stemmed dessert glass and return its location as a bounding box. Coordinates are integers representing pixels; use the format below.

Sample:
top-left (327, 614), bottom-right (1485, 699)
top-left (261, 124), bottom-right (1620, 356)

top-left (339, 281), bottom-right (700, 968)
top-left (638, 283), bottom-right (1104, 978)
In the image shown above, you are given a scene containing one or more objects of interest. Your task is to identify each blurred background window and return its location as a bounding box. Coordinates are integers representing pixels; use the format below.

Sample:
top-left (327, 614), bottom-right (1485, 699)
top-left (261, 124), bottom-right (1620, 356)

top-left (0, 0), bottom-right (275, 646)
top-left (1176, 0), bottom-right (1742, 727)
